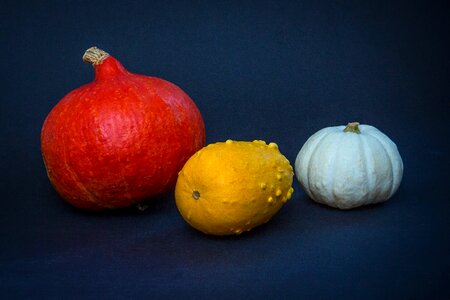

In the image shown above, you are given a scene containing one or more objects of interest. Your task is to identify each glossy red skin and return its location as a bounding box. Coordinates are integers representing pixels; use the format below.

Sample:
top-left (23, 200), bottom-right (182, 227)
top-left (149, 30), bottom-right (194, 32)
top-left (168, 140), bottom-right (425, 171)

top-left (41, 56), bottom-right (205, 210)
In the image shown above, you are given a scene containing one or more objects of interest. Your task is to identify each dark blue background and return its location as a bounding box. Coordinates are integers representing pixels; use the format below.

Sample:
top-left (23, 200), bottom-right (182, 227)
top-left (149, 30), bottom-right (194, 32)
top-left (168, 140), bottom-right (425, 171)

top-left (1, 0), bottom-right (449, 299)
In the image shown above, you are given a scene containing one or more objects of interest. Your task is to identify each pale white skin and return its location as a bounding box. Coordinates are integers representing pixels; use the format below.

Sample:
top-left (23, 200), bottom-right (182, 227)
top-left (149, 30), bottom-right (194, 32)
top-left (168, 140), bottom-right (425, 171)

top-left (295, 124), bottom-right (403, 209)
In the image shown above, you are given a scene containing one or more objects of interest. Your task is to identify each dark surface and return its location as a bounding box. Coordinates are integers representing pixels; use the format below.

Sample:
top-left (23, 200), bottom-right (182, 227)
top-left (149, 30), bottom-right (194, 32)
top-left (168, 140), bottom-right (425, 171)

top-left (1, 0), bottom-right (449, 299)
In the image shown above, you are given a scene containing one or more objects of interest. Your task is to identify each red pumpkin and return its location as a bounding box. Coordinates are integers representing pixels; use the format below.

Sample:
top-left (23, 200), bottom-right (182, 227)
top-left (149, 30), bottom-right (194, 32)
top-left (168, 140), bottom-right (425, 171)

top-left (41, 47), bottom-right (205, 210)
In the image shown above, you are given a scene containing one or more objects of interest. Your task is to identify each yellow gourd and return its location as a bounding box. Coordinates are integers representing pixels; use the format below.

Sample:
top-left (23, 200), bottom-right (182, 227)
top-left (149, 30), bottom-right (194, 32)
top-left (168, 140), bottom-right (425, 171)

top-left (175, 140), bottom-right (294, 235)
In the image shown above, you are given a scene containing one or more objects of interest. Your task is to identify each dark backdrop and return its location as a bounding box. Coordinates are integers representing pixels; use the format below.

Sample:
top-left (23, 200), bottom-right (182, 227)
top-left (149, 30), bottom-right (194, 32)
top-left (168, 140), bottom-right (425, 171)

top-left (1, 0), bottom-right (449, 299)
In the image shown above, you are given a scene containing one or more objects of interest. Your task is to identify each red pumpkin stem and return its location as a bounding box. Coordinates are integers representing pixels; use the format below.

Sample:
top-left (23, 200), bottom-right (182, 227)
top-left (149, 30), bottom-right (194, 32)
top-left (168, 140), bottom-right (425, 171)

top-left (343, 122), bottom-right (361, 134)
top-left (82, 47), bottom-right (110, 65)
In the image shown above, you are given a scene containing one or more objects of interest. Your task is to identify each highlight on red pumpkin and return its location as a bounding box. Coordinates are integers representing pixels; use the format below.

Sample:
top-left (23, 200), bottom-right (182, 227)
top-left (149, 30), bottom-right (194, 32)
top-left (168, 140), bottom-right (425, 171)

top-left (41, 47), bottom-right (206, 210)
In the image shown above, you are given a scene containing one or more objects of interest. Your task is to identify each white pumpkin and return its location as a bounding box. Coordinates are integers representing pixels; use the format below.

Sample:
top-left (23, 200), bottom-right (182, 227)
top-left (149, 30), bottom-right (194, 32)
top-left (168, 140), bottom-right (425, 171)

top-left (295, 122), bottom-right (403, 209)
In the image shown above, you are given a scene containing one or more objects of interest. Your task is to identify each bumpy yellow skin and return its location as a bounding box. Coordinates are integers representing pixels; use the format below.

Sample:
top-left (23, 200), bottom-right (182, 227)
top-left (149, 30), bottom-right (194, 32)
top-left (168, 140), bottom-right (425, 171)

top-left (175, 140), bottom-right (294, 235)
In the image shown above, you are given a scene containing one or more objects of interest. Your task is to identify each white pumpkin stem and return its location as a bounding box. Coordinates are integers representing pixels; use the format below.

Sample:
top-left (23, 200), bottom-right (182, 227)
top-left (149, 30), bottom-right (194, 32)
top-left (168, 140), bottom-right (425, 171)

top-left (82, 47), bottom-right (110, 65)
top-left (343, 122), bottom-right (361, 134)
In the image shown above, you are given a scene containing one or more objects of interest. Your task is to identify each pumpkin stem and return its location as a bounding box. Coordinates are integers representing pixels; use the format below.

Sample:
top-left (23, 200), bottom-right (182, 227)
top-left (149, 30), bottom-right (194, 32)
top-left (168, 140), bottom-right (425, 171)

top-left (343, 122), bottom-right (361, 134)
top-left (82, 47), bottom-right (110, 65)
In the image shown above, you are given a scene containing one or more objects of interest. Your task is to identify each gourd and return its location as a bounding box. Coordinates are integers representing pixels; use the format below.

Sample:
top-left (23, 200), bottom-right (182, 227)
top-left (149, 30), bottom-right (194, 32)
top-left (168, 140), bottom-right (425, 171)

top-left (295, 122), bottom-right (403, 209)
top-left (175, 140), bottom-right (294, 235)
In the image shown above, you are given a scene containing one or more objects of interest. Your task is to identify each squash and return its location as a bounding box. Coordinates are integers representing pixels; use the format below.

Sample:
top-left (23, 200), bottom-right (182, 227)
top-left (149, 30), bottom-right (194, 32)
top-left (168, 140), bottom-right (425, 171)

top-left (295, 122), bottom-right (403, 209)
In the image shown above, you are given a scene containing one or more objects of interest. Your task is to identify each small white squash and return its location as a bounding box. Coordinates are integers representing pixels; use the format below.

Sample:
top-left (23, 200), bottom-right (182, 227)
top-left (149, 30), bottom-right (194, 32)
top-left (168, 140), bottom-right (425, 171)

top-left (295, 122), bottom-right (403, 209)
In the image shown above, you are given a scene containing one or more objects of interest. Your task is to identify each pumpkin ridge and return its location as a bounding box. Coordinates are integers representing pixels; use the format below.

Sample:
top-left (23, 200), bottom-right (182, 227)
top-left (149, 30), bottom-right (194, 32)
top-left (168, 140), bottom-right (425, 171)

top-left (307, 131), bottom-right (334, 203)
top-left (365, 131), bottom-right (396, 198)
top-left (296, 128), bottom-right (331, 198)
top-left (329, 134), bottom-right (341, 206)
top-left (359, 134), bottom-right (373, 205)
top-left (365, 127), bottom-right (403, 197)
